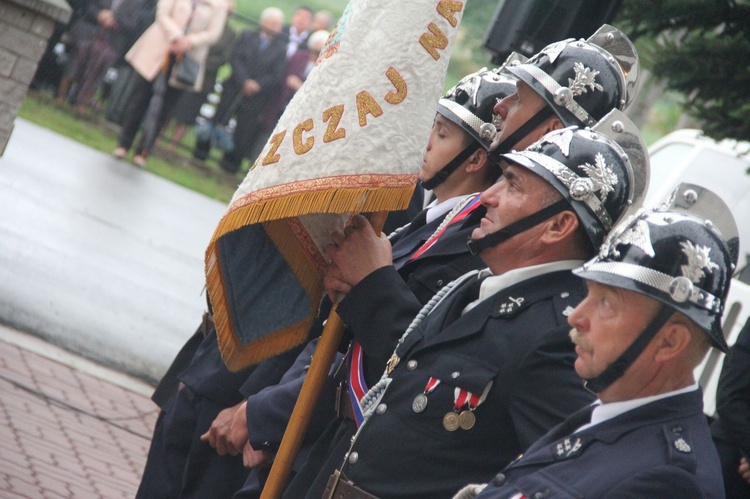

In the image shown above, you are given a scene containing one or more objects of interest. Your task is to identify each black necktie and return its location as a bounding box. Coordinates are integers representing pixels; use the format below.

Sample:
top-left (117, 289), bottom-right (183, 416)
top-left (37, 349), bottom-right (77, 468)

top-left (442, 276), bottom-right (484, 327)
top-left (403, 208), bottom-right (429, 236)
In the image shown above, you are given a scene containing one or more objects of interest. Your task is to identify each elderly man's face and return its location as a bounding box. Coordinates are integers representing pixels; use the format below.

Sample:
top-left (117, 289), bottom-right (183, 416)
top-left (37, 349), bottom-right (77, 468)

top-left (261, 15), bottom-right (283, 36)
top-left (489, 81), bottom-right (548, 152)
top-left (568, 281), bottom-right (662, 383)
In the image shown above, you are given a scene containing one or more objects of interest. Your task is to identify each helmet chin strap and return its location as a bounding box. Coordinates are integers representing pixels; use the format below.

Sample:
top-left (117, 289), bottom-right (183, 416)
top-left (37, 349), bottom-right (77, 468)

top-left (420, 142), bottom-right (481, 191)
top-left (583, 306), bottom-right (675, 394)
top-left (466, 199), bottom-right (569, 255)
top-left (488, 106), bottom-right (555, 161)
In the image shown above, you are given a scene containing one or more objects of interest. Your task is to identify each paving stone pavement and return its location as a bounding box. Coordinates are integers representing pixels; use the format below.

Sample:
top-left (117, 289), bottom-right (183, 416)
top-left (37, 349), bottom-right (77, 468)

top-left (0, 325), bottom-right (159, 498)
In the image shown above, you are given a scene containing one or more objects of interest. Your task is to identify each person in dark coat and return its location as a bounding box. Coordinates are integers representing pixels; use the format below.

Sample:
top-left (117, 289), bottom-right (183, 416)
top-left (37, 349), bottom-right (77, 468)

top-left (54, 0), bottom-right (112, 103)
top-left (192, 7), bottom-right (287, 173)
top-left (71, 0), bottom-right (158, 113)
top-left (282, 5), bottom-right (314, 59)
top-left (461, 184), bottom-right (735, 499)
top-left (245, 28), bottom-right (329, 166)
top-left (712, 317), bottom-right (750, 498)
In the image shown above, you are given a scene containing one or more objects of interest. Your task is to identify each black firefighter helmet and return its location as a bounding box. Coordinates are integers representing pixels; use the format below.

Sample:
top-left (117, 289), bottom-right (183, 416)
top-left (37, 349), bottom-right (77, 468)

top-left (576, 183), bottom-right (739, 353)
top-left (437, 57), bottom-right (521, 150)
top-left (507, 24), bottom-right (639, 128)
top-left (421, 56), bottom-right (523, 191)
top-left (496, 109), bottom-right (649, 250)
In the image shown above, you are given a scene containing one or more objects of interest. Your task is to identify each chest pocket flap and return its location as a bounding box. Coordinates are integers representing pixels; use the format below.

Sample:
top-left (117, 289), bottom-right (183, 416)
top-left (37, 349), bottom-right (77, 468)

top-left (425, 351), bottom-right (498, 394)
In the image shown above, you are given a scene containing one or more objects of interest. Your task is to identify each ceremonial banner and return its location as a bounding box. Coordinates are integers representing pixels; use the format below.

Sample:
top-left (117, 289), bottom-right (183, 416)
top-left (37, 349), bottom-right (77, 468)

top-left (205, 0), bottom-right (467, 371)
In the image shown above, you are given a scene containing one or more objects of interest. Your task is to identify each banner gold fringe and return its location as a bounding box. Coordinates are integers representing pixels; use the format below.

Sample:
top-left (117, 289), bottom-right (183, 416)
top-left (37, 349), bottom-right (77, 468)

top-left (205, 184), bottom-right (415, 370)
top-left (211, 184), bottom-right (415, 247)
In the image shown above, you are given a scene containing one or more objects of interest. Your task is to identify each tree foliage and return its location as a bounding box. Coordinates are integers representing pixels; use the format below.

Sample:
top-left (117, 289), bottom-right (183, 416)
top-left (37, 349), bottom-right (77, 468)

top-left (616, 0), bottom-right (750, 141)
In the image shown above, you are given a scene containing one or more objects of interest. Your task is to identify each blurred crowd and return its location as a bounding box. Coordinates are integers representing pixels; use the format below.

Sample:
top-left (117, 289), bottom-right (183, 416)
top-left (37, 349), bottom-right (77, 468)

top-left (31, 0), bottom-right (333, 172)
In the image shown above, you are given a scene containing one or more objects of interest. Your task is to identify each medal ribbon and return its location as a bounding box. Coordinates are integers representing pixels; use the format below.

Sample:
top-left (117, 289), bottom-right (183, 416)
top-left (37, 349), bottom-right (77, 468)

top-left (347, 341), bottom-right (368, 427)
top-left (347, 197), bottom-right (481, 426)
top-left (423, 377), bottom-right (483, 411)
top-left (408, 194), bottom-right (483, 261)
top-left (423, 376), bottom-right (441, 394)
top-left (453, 387), bottom-right (481, 411)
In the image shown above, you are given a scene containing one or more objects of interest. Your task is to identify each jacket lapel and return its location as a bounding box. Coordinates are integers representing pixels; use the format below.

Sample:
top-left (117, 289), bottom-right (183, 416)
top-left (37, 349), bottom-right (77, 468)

top-left (391, 217), bottom-right (444, 264)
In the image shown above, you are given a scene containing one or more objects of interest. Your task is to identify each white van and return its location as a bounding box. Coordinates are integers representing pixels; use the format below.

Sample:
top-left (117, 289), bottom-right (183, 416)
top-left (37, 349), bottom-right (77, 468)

top-left (645, 129), bottom-right (750, 417)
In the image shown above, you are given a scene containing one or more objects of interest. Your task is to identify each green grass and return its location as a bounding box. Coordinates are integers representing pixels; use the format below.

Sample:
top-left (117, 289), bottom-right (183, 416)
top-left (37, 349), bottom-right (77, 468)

top-left (19, 92), bottom-right (238, 203)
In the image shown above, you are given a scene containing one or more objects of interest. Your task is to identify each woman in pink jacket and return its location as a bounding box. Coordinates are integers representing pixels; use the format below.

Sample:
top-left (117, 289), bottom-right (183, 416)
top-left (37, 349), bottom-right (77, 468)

top-left (113, 0), bottom-right (227, 167)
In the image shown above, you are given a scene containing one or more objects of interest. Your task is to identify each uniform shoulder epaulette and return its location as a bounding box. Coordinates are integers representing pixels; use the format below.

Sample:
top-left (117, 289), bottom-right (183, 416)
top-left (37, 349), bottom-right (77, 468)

top-left (662, 424), bottom-right (698, 473)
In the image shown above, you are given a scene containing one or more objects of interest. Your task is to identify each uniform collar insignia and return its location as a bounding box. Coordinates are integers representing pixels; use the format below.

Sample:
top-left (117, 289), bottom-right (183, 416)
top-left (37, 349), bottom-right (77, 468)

top-left (554, 436), bottom-right (583, 459)
top-left (680, 240), bottom-right (719, 283)
top-left (674, 437), bottom-right (692, 453)
top-left (498, 296), bottom-right (524, 315)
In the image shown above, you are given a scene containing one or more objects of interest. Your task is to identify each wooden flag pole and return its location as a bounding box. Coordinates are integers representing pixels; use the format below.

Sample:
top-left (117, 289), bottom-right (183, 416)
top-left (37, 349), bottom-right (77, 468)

top-left (261, 212), bottom-right (389, 498)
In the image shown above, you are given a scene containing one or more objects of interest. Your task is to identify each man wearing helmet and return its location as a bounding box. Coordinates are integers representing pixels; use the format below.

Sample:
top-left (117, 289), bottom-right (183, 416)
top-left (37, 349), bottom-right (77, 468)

top-left (490, 24), bottom-right (639, 157)
top-left (458, 184), bottom-right (734, 498)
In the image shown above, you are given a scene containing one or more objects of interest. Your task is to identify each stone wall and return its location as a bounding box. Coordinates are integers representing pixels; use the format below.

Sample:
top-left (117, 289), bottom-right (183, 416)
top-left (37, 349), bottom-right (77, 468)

top-left (0, 0), bottom-right (70, 156)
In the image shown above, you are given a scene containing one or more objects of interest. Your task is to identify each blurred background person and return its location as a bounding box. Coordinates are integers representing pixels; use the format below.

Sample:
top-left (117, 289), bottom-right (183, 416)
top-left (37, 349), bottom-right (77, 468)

top-left (246, 28), bottom-right (329, 164)
top-left (283, 5), bottom-right (313, 59)
top-left (712, 317), bottom-right (750, 498)
top-left (70, 0), bottom-right (158, 115)
top-left (163, 0), bottom-right (237, 154)
top-left (311, 10), bottom-right (333, 32)
top-left (112, 0), bottom-right (228, 168)
top-left (193, 7), bottom-right (286, 174)
top-left (54, 0), bottom-right (112, 104)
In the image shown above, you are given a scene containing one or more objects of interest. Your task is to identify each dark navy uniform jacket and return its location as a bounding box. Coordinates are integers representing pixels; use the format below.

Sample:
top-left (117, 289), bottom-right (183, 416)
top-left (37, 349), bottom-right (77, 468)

top-left (477, 390), bottom-right (724, 499)
top-left (311, 269), bottom-right (594, 499)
